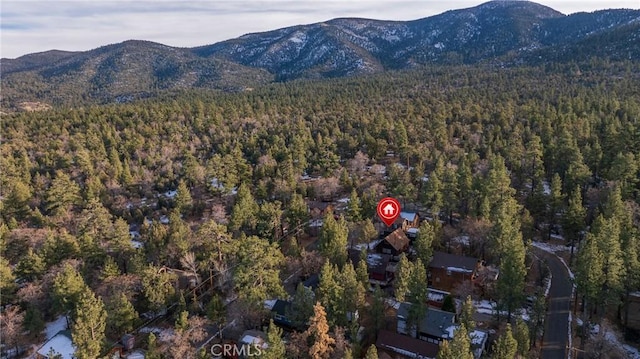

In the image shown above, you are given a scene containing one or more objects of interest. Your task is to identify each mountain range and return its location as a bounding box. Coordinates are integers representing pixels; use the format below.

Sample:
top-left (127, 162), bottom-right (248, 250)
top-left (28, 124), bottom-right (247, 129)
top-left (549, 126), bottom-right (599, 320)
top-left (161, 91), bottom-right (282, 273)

top-left (2, 0), bottom-right (639, 109)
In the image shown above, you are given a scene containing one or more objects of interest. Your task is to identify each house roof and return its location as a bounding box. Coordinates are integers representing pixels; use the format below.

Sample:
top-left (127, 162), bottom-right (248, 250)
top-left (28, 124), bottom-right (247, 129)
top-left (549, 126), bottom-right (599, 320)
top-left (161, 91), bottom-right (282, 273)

top-left (397, 303), bottom-right (456, 340)
top-left (271, 299), bottom-right (292, 316)
top-left (376, 329), bottom-right (439, 359)
top-left (348, 249), bottom-right (393, 274)
top-left (380, 228), bottom-right (410, 251)
top-left (400, 212), bottom-right (418, 221)
top-left (37, 330), bottom-right (75, 359)
top-left (303, 273), bottom-right (320, 290)
top-left (429, 251), bottom-right (479, 273)
top-left (239, 330), bottom-right (268, 348)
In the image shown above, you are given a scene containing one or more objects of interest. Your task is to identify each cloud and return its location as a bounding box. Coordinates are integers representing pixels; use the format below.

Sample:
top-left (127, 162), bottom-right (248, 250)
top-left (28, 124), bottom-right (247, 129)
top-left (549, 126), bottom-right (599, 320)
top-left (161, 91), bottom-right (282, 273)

top-left (1, 0), bottom-right (639, 59)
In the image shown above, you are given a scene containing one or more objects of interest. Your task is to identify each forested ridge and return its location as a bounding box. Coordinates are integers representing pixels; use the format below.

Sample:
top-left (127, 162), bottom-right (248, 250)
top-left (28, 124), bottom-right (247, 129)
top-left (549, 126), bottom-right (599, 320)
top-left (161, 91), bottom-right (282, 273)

top-left (2, 61), bottom-right (640, 358)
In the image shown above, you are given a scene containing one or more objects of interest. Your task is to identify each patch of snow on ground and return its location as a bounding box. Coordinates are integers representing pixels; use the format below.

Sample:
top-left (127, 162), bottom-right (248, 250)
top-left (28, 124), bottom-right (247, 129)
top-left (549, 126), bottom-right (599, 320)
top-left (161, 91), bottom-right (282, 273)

top-left (45, 315), bottom-right (67, 340)
top-left (336, 197), bottom-right (350, 204)
top-left (550, 233), bottom-right (565, 241)
top-left (543, 180), bottom-right (551, 195)
top-left (531, 241), bottom-right (569, 253)
top-left (164, 190), bottom-right (177, 198)
top-left (451, 235), bottom-right (470, 246)
top-left (309, 219), bottom-right (323, 228)
top-left (474, 300), bottom-right (498, 315)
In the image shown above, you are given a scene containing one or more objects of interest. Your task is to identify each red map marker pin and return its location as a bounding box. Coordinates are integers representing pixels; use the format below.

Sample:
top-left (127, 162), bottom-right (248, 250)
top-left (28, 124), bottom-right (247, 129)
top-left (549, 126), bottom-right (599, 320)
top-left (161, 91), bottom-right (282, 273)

top-left (377, 197), bottom-right (401, 227)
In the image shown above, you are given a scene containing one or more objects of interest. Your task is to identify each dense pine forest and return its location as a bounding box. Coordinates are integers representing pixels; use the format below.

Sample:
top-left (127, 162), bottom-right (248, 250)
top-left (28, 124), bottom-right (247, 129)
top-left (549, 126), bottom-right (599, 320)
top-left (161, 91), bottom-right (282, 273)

top-left (2, 61), bottom-right (640, 358)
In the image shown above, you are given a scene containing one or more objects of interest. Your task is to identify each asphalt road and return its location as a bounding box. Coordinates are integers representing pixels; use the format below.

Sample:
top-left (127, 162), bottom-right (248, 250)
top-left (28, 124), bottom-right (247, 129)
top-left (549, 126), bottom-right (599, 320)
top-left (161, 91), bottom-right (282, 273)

top-left (535, 248), bottom-right (573, 359)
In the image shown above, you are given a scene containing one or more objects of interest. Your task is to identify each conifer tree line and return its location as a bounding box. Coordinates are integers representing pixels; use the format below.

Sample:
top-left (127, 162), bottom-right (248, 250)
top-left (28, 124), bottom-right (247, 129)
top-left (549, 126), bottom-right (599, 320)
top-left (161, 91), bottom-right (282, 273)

top-left (1, 61), bottom-right (640, 356)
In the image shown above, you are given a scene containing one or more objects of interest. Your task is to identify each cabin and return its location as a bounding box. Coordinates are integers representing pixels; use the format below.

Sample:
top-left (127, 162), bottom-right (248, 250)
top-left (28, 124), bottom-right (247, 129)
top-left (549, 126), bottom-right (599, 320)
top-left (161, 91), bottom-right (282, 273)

top-left (375, 228), bottom-right (410, 258)
top-left (238, 330), bottom-right (269, 358)
top-left (348, 249), bottom-right (395, 285)
top-left (428, 251), bottom-right (480, 292)
top-left (302, 273), bottom-right (320, 291)
top-left (36, 330), bottom-right (75, 359)
top-left (307, 201), bottom-right (334, 219)
top-left (375, 329), bottom-right (439, 359)
top-left (395, 212), bottom-right (420, 231)
top-left (269, 299), bottom-right (294, 328)
top-left (397, 303), bottom-right (456, 345)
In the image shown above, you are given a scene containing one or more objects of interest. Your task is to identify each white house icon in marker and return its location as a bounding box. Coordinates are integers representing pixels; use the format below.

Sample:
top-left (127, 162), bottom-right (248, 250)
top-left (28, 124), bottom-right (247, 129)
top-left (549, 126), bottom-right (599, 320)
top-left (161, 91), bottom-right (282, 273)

top-left (383, 203), bottom-right (396, 216)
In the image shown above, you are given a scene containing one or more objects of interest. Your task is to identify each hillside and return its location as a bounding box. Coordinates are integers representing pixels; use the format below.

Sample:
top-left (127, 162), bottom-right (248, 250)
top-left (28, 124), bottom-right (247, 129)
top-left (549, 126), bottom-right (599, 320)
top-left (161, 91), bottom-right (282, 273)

top-left (1, 1), bottom-right (639, 108)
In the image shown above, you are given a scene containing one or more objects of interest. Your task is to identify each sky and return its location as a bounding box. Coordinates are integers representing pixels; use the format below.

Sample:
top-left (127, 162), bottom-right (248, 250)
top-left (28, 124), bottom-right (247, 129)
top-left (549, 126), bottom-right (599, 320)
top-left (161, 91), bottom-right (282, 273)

top-left (2, 0), bottom-right (639, 59)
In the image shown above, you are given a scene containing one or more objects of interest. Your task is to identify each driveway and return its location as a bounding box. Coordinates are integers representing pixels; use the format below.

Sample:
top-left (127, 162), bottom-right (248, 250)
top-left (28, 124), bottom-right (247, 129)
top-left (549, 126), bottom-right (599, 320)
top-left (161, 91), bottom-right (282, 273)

top-left (533, 248), bottom-right (573, 359)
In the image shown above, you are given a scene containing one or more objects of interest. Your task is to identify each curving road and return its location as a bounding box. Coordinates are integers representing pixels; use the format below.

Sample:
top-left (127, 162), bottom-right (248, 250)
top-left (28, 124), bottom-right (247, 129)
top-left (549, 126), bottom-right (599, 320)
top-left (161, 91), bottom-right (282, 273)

top-left (534, 248), bottom-right (573, 359)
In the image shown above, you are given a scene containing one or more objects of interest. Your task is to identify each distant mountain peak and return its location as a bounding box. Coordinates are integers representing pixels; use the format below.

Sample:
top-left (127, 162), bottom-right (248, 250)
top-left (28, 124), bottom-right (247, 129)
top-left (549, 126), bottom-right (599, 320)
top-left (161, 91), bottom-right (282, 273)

top-left (2, 1), bottom-right (639, 108)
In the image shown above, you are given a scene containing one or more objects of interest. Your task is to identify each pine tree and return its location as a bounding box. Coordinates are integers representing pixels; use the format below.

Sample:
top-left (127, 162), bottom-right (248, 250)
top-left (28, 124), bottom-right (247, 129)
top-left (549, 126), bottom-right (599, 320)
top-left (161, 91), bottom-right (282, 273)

top-left (72, 288), bottom-right (107, 359)
top-left (592, 214), bottom-right (625, 311)
top-left (547, 173), bottom-right (563, 240)
top-left (575, 229), bottom-right (605, 317)
top-left (2, 180), bottom-right (32, 220)
top-left (484, 155), bottom-right (515, 220)
top-left (449, 324), bottom-right (474, 359)
top-left (341, 262), bottom-right (366, 318)
top-left (285, 193), bottom-right (310, 230)
top-left (100, 256), bottom-right (121, 280)
top-left (514, 318), bottom-right (530, 356)
top-left (175, 180), bottom-right (193, 215)
top-left (106, 293), bottom-right (137, 336)
top-left (414, 221), bottom-right (435, 270)
top-left (492, 324), bottom-right (518, 359)
top-left (423, 158), bottom-right (444, 217)
top-left (175, 310), bottom-right (189, 332)
top-left (369, 285), bottom-right (386, 333)
top-left (356, 254), bottom-right (370, 289)
top-left (492, 197), bottom-right (526, 321)
top-left (52, 263), bottom-right (87, 316)
top-left (46, 170), bottom-right (81, 216)
top-left (318, 262), bottom-right (345, 327)
top-left (141, 265), bottom-right (176, 312)
top-left (289, 283), bottom-right (315, 330)
top-left (437, 340), bottom-right (454, 359)
top-left (146, 332), bottom-right (161, 359)
top-left (563, 186), bottom-right (586, 263)
top-left (318, 211), bottom-right (348, 268)
top-left (229, 183), bottom-right (259, 232)
top-left (346, 189), bottom-right (362, 221)
top-left (406, 259), bottom-right (427, 337)
top-left (230, 235), bottom-right (285, 308)
top-left (15, 248), bottom-right (45, 281)
top-left (364, 344), bottom-right (379, 359)
top-left (394, 253), bottom-right (412, 302)
top-left (256, 201), bottom-right (283, 241)
top-left (459, 296), bottom-right (476, 331)
top-left (306, 302), bottom-right (335, 359)
top-left (263, 319), bottom-right (286, 359)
